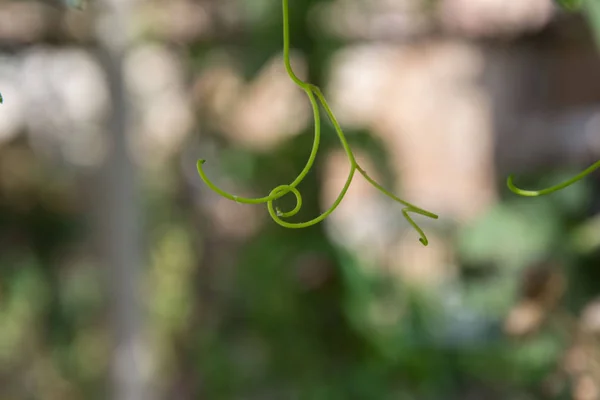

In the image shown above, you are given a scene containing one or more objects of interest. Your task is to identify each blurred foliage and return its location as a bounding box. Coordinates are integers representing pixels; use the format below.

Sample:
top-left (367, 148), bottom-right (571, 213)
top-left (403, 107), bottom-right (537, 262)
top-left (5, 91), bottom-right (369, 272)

top-left (555, 0), bottom-right (584, 12)
top-left (1, 0), bottom-right (600, 399)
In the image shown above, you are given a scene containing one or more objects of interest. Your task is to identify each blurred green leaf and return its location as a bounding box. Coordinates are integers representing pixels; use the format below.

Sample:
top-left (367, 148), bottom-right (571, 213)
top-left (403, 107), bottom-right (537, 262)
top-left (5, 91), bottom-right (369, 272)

top-left (458, 200), bottom-right (559, 269)
top-left (555, 0), bottom-right (584, 11)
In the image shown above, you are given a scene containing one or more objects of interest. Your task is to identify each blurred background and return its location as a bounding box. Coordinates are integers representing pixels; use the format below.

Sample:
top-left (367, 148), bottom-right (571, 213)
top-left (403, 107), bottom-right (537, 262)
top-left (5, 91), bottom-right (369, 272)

top-left (1, 0), bottom-right (600, 399)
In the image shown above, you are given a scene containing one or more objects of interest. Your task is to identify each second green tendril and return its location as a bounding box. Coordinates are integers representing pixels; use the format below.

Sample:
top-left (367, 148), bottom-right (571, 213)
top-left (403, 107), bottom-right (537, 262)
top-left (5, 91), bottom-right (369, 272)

top-left (508, 0), bottom-right (599, 197)
top-left (507, 160), bottom-right (600, 197)
top-left (197, 0), bottom-right (439, 246)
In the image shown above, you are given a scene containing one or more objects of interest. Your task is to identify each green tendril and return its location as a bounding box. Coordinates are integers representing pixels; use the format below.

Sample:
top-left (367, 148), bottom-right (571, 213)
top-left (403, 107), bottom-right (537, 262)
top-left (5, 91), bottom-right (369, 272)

top-left (507, 160), bottom-right (600, 197)
top-left (196, 0), bottom-right (439, 245)
top-left (508, 1), bottom-right (600, 197)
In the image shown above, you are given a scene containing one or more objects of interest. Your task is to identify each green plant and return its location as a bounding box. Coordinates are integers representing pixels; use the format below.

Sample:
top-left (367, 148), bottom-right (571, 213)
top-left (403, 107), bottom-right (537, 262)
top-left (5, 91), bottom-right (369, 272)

top-left (196, 0), bottom-right (438, 245)
top-left (2, 0), bottom-right (593, 241)
top-left (507, 161), bottom-right (600, 197)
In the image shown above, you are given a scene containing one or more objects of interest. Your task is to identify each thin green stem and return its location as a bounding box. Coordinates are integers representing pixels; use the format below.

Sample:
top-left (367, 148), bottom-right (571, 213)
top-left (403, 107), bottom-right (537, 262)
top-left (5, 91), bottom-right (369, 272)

top-left (507, 160), bottom-right (600, 197)
top-left (196, 0), bottom-right (438, 245)
top-left (508, 1), bottom-right (600, 198)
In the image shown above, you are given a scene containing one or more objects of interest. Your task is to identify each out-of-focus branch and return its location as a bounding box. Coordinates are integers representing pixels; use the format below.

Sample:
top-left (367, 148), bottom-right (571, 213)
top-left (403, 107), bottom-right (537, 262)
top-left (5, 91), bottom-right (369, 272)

top-left (0, 0), bottom-right (243, 45)
top-left (94, 0), bottom-right (148, 399)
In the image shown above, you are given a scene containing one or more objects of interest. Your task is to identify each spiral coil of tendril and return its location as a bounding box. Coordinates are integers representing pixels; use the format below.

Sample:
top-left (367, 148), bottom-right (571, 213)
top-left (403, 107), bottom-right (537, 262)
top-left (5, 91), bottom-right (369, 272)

top-left (197, 0), bottom-right (439, 245)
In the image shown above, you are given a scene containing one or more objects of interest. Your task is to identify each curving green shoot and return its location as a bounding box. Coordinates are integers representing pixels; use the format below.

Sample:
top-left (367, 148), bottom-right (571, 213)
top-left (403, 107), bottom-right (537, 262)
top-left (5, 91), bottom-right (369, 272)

top-left (508, 0), bottom-right (599, 198)
top-left (197, 0), bottom-right (438, 245)
top-left (507, 161), bottom-right (600, 197)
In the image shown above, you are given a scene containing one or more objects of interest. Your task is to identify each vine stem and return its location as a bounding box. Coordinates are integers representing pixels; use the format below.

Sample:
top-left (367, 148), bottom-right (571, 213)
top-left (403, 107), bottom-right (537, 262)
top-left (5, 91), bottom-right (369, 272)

top-left (196, 0), bottom-right (438, 245)
top-left (508, 1), bottom-right (600, 198)
top-left (508, 160), bottom-right (600, 197)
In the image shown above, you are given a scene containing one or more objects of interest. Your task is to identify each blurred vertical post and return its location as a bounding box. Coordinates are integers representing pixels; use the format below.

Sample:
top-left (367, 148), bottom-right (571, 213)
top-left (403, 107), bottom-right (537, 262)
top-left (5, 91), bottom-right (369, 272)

top-left (94, 0), bottom-right (147, 398)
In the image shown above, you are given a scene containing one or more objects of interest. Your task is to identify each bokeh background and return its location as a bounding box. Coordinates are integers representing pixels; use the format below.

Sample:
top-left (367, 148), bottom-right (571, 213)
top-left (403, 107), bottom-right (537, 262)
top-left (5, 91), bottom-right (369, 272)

top-left (1, 0), bottom-right (600, 399)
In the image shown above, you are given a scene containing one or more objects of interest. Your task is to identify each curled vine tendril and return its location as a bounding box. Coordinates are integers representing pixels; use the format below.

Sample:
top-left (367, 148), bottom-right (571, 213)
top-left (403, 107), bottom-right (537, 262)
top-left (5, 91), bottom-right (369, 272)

top-left (197, 0), bottom-right (438, 245)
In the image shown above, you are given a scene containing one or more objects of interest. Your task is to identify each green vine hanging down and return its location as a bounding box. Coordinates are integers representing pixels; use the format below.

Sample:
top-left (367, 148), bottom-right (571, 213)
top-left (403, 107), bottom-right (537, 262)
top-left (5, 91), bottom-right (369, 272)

top-left (197, 0), bottom-right (438, 245)
top-left (507, 0), bottom-right (600, 197)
